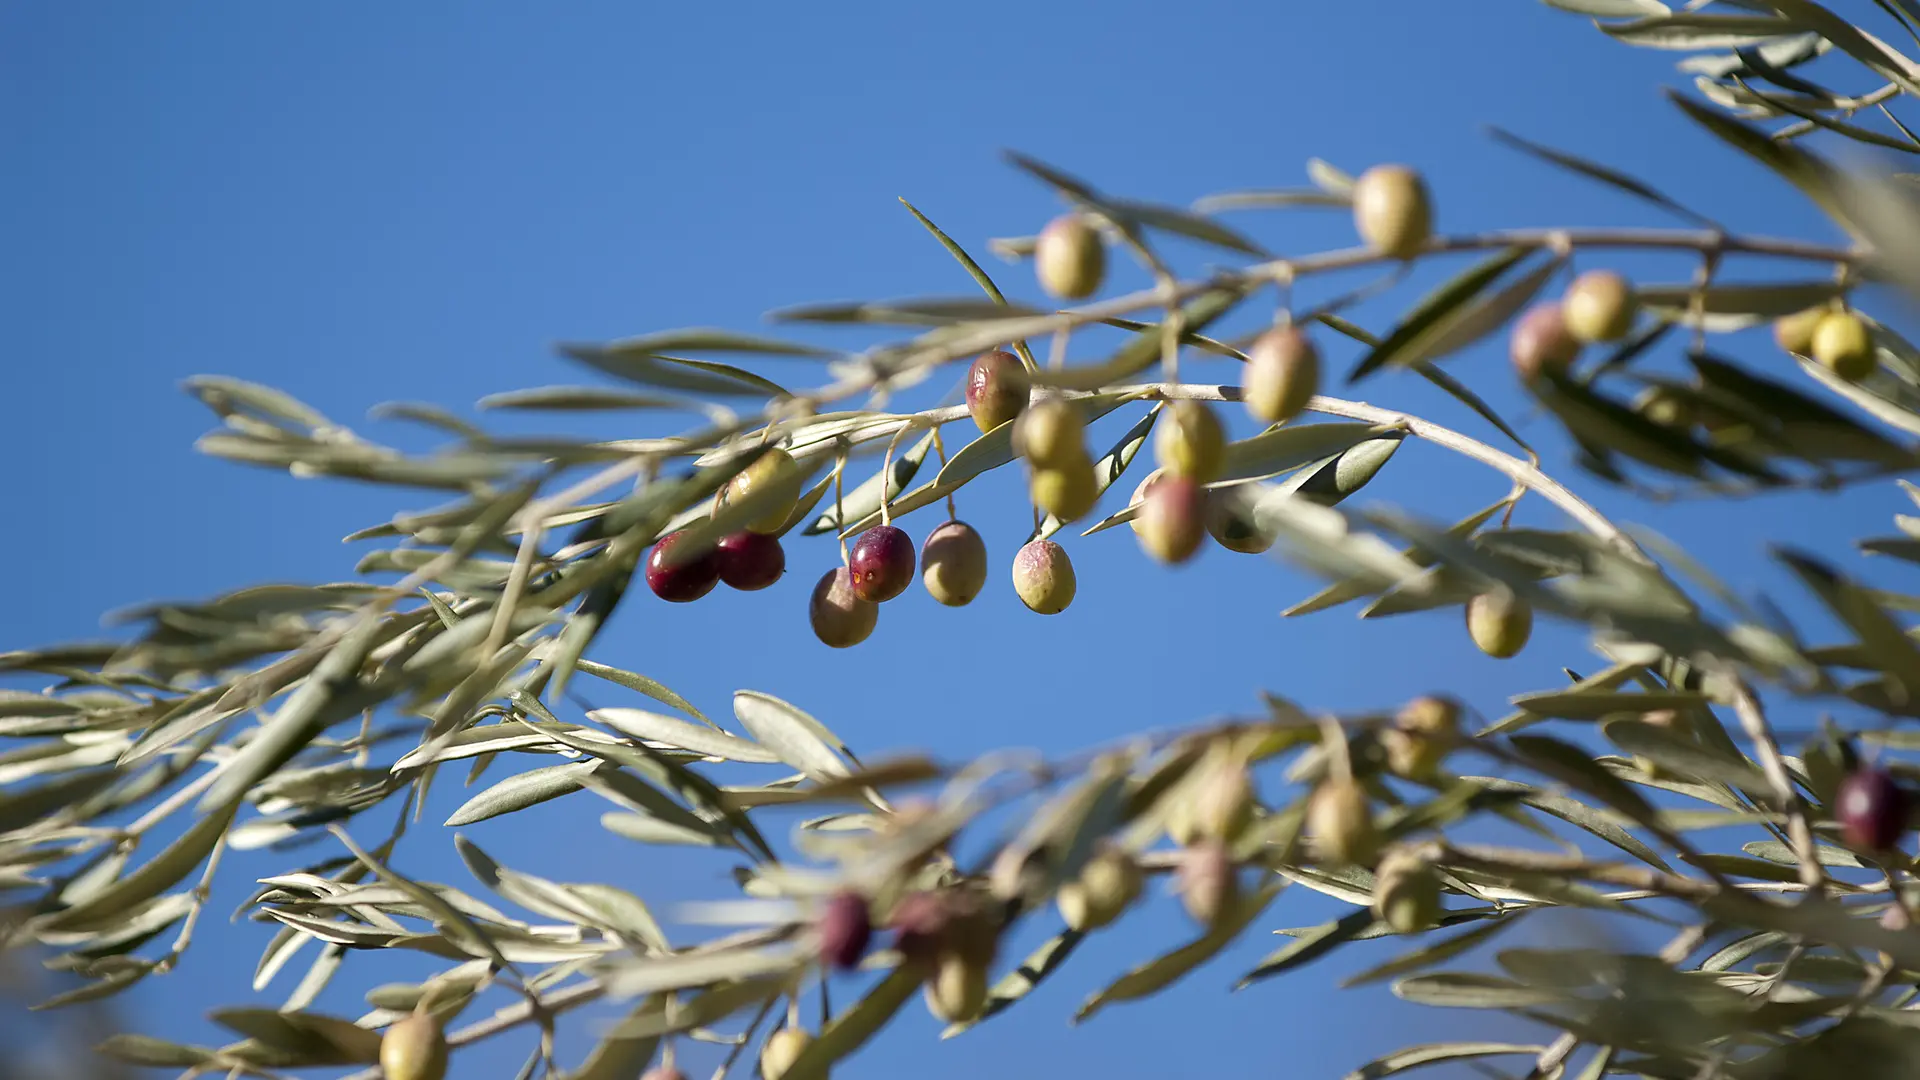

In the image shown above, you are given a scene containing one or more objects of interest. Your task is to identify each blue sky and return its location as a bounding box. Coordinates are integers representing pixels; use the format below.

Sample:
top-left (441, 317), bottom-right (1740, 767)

top-left (3, 3), bottom-right (1910, 1078)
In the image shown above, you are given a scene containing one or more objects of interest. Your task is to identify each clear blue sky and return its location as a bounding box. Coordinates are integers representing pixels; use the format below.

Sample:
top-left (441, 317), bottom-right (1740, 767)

top-left (2, 3), bottom-right (1904, 1078)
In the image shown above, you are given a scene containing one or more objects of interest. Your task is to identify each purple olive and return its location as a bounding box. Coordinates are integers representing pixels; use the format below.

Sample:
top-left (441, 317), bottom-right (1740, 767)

top-left (644, 530), bottom-right (722, 603)
top-left (849, 525), bottom-right (915, 603)
top-left (715, 531), bottom-right (785, 591)
top-left (1838, 767), bottom-right (1908, 852)
top-left (818, 891), bottom-right (872, 971)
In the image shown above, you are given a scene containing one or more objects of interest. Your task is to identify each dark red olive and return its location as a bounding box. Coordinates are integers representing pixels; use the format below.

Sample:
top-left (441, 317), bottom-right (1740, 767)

top-left (848, 525), bottom-right (915, 603)
top-left (887, 890), bottom-right (951, 965)
top-left (1838, 767), bottom-right (1908, 851)
top-left (645, 530), bottom-right (722, 603)
top-left (716, 531), bottom-right (785, 591)
top-left (818, 891), bottom-right (872, 971)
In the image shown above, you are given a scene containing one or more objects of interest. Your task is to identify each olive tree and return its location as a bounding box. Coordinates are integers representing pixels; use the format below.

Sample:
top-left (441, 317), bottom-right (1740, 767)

top-left (12, 3), bottom-right (1920, 1078)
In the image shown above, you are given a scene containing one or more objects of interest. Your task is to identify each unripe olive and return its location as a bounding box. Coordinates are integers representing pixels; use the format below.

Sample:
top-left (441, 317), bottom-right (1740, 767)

top-left (1243, 326), bottom-right (1320, 425)
top-left (1176, 840), bottom-right (1239, 928)
top-left (1372, 847), bottom-right (1442, 933)
top-left (1837, 766), bottom-right (1908, 852)
top-left (1136, 474), bottom-right (1206, 565)
top-left (1774, 306), bottom-right (1827, 356)
top-left (1056, 846), bottom-right (1142, 931)
top-left (1029, 457), bottom-right (1099, 523)
top-left (921, 520), bottom-right (989, 607)
top-left (1035, 214), bottom-right (1106, 301)
top-left (1510, 302), bottom-right (1580, 383)
top-left (818, 890), bottom-right (872, 971)
top-left (1014, 398), bottom-right (1086, 469)
top-left (922, 948), bottom-right (992, 1023)
top-left (759, 1027), bottom-right (814, 1080)
top-left (1308, 776), bottom-right (1377, 866)
top-left (1812, 311), bottom-right (1876, 382)
top-left (848, 524), bottom-right (916, 603)
top-left (1012, 540), bottom-right (1076, 615)
top-left (809, 567), bottom-right (878, 648)
top-left (380, 1014), bottom-right (448, 1080)
top-left (1398, 695), bottom-right (1462, 739)
top-left (1632, 386), bottom-right (1695, 430)
top-left (719, 447), bottom-right (802, 535)
top-left (966, 350), bottom-right (1031, 433)
top-left (1383, 696), bottom-right (1462, 780)
top-left (1465, 590), bottom-right (1532, 659)
top-left (1561, 270), bottom-right (1637, 343)
top-left (1205, 489), bottom-right (1272, 554)
top-left (1352, 165), bottom-right (1433, 260)
top-left (1154, 400), bottom-right (1226, 482)
top-left (1190, 757), bottom-right (1256, 842)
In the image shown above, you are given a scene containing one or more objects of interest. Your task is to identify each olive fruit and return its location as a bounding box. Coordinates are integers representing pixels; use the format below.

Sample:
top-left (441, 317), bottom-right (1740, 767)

top-left (819, 891), bottom-right (872, 971)
top-left (885, 890), bottom-right (953, 966)
top-left (1633, 386), bottom-right (1695, 429)
top-left (923, 949), bottom-right (992, 1023)
top-left (1372, 847), bottom-right (1442, 933)
top-left (1190, 756), bottom-right (1256, 842)
top-left (1562, 270), bottom-right (1637, 343)
top-left (716, 531), bottom-right (785, 591)
top-left (1056, 846), bottom-right (1142, 932)
top-left (1352, 165), bottom-right (1433, 259)
top-left (380, 1014), bottom-right (448, 1080)
top-left (1012, 539), bottom-right (1076, 615)
top-left (1205, 489), bottom-right (1271, 554)
top-left (1383, 695), bottom-right (1462, 780)
top-left (759, 1027), bottom-right (814, 1080)
top-left (848, 525), bottom-right (915, 603)
top-left (1035, 213), bottom-right (1106, 300)
top-left (640, 1067), bottom-right (688, 1080)
top-left (1176, 840), bottom-right (1239, 928)
top-left (1155, 400), bottom-right (1226, 482)
top-left (1837, 766), bottom-right (1908, 852)
top-left (645, 530), bottom-right (723, 603)
top-left (1308, 776), bottom-right (1377, 866)
top-left (921, 520), bottom-right (988, 606)
top-left (1510, 302), bottom-right (1579, 383)
top-left (966, 350), bottom-right (1031, 433)
top-left (719, 447), bottom-right (802, 535)
top-left (809, 568), bottom-right (878, 648)
top-left (1135, 473), bottom-right (1206, 565)
top-left (1466, 589), bottom-right (1533, 659)
top-left (1774, 306), bottom-right (1827, 356)
top-left (1812, 311), bottom-right (1875, 382)
top-left (1029, 458), bottom-right (1099, 522)
top-left (1127, 470), bottom-right (1165, 537)
top-left (1242, 326), bottom-right (1320, 425)
top-left (1014, 398), bottom-right (1086, 469)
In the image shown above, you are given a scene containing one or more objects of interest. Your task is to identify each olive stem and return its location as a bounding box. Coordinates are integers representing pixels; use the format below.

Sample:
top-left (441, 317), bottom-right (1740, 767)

top-left (1727, 680), bottom-right (1826, 894)
top-left (1108, 382), bottom-right (1644, 562)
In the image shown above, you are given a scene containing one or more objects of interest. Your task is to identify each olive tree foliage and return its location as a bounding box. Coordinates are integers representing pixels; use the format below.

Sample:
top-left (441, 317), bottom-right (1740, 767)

top-left (18, 3), bottom-right (1920, 1079)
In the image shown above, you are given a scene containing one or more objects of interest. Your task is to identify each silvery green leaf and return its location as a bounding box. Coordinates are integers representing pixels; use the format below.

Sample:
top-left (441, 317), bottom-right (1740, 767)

top-left (731, 692), bottom-right (849, 780)
top-left (590, 708), bottom-right (778, 763)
